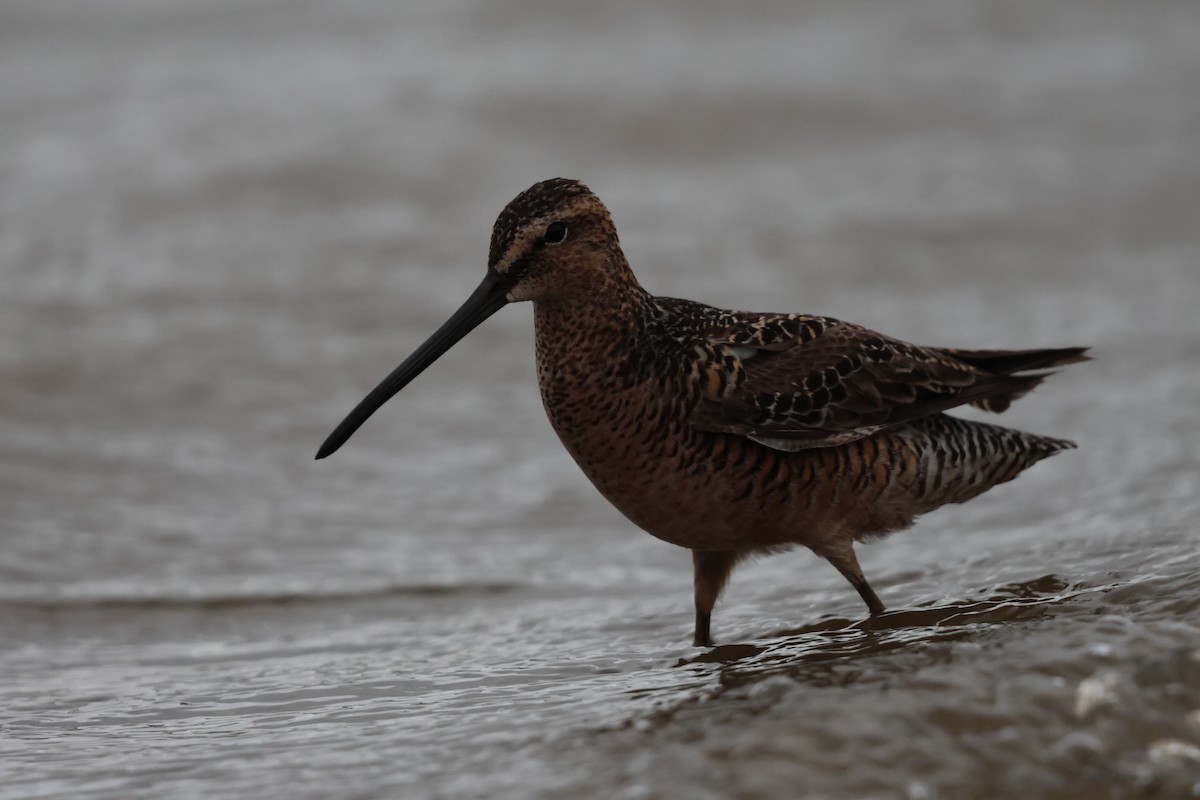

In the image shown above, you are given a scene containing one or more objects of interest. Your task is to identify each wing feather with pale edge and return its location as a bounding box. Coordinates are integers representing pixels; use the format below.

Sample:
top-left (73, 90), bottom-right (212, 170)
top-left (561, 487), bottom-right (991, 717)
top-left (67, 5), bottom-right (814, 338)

top-left (686, 310), bottom-right (1087, 452)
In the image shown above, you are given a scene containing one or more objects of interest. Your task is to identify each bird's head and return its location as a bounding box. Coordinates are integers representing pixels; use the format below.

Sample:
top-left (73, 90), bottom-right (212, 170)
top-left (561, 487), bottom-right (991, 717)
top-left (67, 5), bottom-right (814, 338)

top-left (316, 178), bottom-right (629, 459)
top-left (487, 178), bottom-right (624, 303)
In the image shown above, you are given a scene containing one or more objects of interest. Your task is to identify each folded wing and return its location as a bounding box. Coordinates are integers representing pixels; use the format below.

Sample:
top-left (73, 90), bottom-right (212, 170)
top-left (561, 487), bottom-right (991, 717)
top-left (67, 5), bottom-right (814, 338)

top-left (688, 313), bottom-right (1087, 452)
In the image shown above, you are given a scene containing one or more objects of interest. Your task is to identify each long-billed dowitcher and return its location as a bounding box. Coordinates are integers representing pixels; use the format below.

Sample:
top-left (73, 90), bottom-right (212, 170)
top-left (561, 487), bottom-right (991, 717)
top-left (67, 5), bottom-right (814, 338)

top-left (317, 178), bottom-right (1087, 646)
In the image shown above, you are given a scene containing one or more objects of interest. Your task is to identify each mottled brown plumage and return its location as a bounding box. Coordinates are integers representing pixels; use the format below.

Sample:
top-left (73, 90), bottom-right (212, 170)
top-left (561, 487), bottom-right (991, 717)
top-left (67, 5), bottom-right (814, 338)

top-left (318, 178), bottom-right (1088, 646)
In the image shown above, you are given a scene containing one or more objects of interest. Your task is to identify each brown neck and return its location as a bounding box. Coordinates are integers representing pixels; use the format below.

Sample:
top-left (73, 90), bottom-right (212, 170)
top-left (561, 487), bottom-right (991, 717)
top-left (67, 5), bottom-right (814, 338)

top-left (531, 254), bottom-right (660, 401)
top-left (533, 277), bottom-right (655, 341)
top-left (534, 246), bottom-right (653, 311)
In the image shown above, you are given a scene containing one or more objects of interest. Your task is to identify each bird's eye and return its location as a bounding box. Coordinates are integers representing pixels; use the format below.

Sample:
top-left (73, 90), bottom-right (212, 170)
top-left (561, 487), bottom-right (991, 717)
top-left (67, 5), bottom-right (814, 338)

top-left (543, 221), bottom-right (568, 245)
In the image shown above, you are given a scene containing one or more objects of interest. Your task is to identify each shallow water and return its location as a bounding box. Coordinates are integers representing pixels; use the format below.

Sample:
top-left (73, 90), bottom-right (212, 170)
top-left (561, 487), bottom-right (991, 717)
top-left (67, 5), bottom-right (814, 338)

top-left (2, 0), bottom-right (1199, 797)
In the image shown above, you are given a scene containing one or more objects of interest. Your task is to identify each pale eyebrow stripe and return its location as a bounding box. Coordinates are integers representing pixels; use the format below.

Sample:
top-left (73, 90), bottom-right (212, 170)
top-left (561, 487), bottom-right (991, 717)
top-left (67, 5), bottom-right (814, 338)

top-left (493, 196), bottom-right (594, 273)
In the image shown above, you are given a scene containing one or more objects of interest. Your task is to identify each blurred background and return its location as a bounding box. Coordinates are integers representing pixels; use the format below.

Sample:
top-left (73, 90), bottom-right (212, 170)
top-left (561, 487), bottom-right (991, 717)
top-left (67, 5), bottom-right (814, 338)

top-left (1, 1), bottom-right (1198, 798)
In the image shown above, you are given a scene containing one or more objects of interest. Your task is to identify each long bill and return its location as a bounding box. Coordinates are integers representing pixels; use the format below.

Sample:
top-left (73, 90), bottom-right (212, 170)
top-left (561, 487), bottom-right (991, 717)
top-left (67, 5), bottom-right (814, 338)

top-left (315, 272), bottom-right (509, 459)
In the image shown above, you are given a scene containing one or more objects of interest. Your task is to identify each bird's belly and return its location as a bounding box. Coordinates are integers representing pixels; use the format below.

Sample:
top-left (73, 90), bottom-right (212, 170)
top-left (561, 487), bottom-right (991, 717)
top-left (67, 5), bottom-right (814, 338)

top-left (547, 410), bottom-right (823, 551)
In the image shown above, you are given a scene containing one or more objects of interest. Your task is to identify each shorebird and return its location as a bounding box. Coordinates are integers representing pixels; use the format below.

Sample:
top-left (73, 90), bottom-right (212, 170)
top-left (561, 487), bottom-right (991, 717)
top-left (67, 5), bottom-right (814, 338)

top-left (317, 178), bottom-right (1087, 646)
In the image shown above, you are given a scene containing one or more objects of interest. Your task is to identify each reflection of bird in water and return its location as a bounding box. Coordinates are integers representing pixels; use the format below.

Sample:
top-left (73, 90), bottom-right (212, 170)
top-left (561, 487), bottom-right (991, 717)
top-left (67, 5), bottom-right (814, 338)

top-left (318, 178), bottom-right (1088, 646)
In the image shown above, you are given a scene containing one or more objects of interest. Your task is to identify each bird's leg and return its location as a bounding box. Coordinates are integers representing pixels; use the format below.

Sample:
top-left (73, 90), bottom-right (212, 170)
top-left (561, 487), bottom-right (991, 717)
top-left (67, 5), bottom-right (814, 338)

top-left (817, 543), bottom-right (886, 616)
top-left (692, 550), bottom-right (739, 646)
top-left (843, 569), bottom-right (886, 616)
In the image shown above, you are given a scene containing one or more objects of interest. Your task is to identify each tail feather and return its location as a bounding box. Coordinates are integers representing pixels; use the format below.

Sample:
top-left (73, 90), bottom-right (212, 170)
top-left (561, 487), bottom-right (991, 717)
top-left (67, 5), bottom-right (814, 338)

top-left (937, 346), bottom-right (1089, 413)
top-left (969, 371), bottom-right (1050, 413)
top-left (945, 346), bottom-right (1090, 375)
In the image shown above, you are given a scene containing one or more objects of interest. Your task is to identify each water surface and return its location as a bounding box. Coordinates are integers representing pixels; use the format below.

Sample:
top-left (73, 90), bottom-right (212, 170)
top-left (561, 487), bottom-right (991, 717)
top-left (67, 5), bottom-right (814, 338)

top-left (2, 1), bottom-right (1199, 797)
